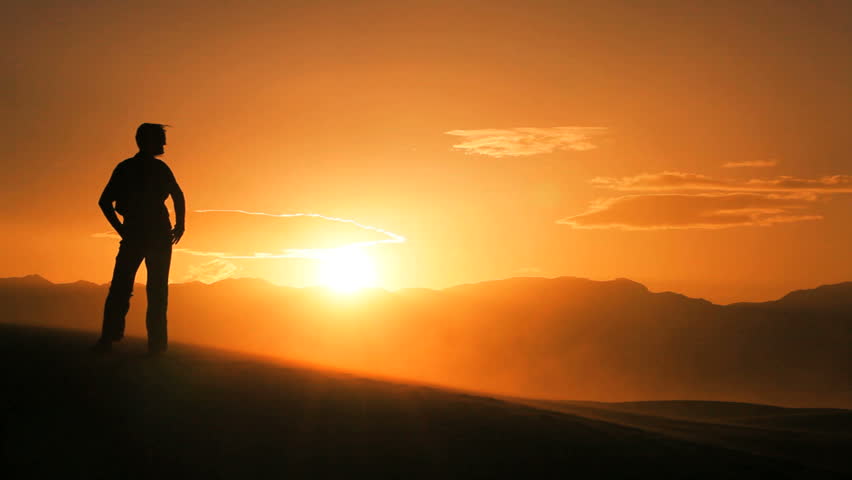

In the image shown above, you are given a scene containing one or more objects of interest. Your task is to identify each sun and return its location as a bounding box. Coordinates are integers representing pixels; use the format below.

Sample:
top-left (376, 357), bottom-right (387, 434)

top-left (317, 247), bottom-right (378, 293)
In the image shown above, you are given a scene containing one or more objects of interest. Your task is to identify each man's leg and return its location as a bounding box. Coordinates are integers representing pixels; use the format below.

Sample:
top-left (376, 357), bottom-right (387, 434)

top-left (144, 241), bottom-right (172, 353)
top-left (100, 240), bottom-right (144, 344)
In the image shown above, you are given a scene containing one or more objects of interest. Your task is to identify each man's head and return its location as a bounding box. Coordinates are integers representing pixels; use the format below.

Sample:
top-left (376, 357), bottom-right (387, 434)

top-left (135, 123), bottom-right (168, 156)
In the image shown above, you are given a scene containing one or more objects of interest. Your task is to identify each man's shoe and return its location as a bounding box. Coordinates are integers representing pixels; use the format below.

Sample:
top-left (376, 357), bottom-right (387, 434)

top-left (89, 339), bottom-right (112, 354)
top-left (146, 344), bottom-right (167, 357)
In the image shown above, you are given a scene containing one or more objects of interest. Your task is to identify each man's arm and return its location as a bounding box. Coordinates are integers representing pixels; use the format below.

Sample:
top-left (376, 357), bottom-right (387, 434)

top-left (98, 168), bottom-right (125, 239)
top-left (171, 183), bottom-right (186, 245)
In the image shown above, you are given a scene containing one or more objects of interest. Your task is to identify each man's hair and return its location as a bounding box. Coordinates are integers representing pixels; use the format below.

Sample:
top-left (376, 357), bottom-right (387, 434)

top-left (135, 123), bottom-right (169, 149)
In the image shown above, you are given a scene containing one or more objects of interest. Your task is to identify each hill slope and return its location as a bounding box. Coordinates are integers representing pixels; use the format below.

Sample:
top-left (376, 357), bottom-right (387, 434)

top-left (1, 325), bottom-right (846, 479)
top-left (515, 399), bottom-right (852, 474)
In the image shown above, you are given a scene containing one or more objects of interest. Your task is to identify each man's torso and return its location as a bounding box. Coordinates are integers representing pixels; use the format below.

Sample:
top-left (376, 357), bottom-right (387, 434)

top-left (110, 154), bottom-right (176, 234)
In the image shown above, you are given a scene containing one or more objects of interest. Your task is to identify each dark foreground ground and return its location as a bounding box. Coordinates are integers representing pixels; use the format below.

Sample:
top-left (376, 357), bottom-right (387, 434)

top-left (2, 326), bottom-right (848, 479)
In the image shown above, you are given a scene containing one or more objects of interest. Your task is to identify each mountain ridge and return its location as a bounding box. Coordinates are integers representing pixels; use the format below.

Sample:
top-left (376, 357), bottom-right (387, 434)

top-left (5, 273), bottom-right (850, 306)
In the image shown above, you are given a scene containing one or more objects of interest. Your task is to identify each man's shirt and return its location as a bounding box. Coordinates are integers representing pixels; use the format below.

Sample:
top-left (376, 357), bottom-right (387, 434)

top-left (102, 153), bottom-right (179, 228)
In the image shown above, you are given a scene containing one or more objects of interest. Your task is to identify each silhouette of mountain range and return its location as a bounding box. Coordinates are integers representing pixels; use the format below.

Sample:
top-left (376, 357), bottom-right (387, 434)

top-left (1, 275), bottom-right (849, 408)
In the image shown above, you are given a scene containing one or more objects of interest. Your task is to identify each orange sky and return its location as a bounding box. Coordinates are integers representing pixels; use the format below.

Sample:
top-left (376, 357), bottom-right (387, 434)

top-left (3, 0), bottom-right (851, 303)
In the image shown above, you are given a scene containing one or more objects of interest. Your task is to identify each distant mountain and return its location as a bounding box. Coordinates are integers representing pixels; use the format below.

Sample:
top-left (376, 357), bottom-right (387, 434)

top-left (1, 275), bottom-right (849, 408)
top-left (771, 282), bottom-right (852, 309)
top-left (0, 274), bottom-right (53, 287)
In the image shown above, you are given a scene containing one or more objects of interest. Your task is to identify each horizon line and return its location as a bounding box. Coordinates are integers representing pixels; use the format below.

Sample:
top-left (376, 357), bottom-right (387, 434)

top-left (3, 273), bottom-right (850, 307)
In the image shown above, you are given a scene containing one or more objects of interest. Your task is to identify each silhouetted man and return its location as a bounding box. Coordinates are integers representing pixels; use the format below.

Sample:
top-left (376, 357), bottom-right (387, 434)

top-left (91, 123), bottom-right (185, 354)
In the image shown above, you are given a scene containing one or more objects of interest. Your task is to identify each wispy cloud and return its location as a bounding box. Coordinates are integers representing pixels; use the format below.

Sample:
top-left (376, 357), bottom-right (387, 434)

top-left (561, 170), bottom-right (850, 230)
top-left (445, 127), bottom-right (607, 157)
top-left (722, 160), bottom-right (777, 168)
top-left (92, 232), bottom-right (120, 239)
top-left (185, 259), bottom-right (239, 283)
top-left (558, 193), bottom-right (822, 230)
top-left (589, 172), bottom-right (852, 194)
top-left (186, 209), bottom-right (406, 259)
top-left (93, 209), bottom-right (407, 260)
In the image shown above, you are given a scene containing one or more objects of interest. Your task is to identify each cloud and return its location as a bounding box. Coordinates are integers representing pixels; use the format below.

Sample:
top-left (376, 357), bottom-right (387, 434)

top-left (723, 160), bottom-right (777, 168)
top-left (558, 193), bottom-right (822, 230)
top-left (92, 232), bottom-right (120, 239)
top-left (185, 259), bottom-right (239, 284)
top-left (183, 210), bottom-right (406, 259)
top-left (563, 170), bottom-right (850, 230)
top-left (589, 172), bottom-right (852, 194)
top-left (94, 210), bottom-right (406, 260)
top-left (445, 127), bottom-right (607, 157)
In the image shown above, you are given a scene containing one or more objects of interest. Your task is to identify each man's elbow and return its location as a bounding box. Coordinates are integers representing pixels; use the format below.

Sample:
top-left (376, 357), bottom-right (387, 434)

top-left (98, 197), bottom-right (112, 210)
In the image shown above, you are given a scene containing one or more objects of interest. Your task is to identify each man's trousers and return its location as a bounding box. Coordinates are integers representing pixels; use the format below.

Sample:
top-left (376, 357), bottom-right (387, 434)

top-left (100, 233), bottom-right (172, 351)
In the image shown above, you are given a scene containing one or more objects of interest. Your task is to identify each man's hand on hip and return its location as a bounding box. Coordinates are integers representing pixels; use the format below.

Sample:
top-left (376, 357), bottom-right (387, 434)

top-left (171, 224), bottom-right (185, 245)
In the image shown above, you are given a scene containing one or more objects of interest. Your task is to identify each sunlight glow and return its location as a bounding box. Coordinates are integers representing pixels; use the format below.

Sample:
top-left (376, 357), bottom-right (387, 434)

top-left (317, 248), bottom-right (378, 293)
